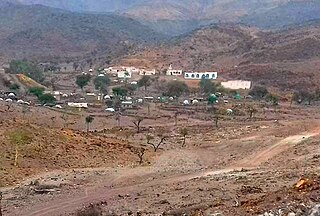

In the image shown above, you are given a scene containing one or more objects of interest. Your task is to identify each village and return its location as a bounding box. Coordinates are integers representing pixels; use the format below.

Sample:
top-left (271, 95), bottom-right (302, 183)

top-left (0, 64), bottom-right (252, 115)
top-left (2, 62), bottom-right (319, 216)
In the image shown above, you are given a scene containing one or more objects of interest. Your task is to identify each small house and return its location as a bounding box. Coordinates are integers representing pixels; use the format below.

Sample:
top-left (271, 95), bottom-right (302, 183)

top-left (140, 69), bottom-right (156, 76)
top-left (184, 72), bottom-right (218, 80)
top-left (118, 70), bottom-right (132, 79)
top-left (121, 101), bottom-right (133, 109)
top-left (67, 102), bottom-right (88, 109)
top-left (221, 80), bottom-right (252, 90)
top-left (166, 64), bottom-right (182, 76)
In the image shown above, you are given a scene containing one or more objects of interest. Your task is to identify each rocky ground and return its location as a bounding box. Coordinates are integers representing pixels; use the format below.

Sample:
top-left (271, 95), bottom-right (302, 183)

top-left (1, 101), bottom-right (320, 216)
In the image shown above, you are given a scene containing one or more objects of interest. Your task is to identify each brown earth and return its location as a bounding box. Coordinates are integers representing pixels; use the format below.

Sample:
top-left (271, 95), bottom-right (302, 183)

top-left (118, 23), bottom-right (320, 91)
top-left (1, 99), bottom-right (320, 215)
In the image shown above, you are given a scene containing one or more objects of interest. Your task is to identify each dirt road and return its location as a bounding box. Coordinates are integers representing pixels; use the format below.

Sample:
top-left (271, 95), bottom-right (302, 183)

top-left (5, 129), bottom-right (319, 216)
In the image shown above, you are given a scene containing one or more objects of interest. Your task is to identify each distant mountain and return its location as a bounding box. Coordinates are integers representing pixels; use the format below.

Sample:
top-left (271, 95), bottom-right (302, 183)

top-left (17, 0), bottom-right (146, 12)
top-left (0, 3), bottom-right (164, 61)
top-left (242, 0), bottom-right (320, 29)
top-left (18, 0), bottom-right (320, 36)
top-left (0, 0), bottom-right (20, 7)
top-left (119, 21), bottom-right (320, 90)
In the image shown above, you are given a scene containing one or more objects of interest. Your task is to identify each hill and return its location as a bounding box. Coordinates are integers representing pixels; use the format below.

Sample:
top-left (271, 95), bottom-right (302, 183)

top-left (242, 0), bottom-right (320, 29)
top-left (0, 3), bottom-right (164, 62)
top-left (119, 22), bottom-right (320, 91)
top-left (17, 0), bottom-right (320, 36)
top-left (17, 0), bottom-right (144, 12)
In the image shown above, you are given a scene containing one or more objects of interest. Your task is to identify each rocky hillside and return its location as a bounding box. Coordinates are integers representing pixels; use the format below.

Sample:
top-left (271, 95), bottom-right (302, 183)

top-left (119, 22), bottom-right (320, 90)
top-left (242, 0), bottom-right (320, 29)
top-left (0, 3), bottom-right (164, 62)
top-left (17, 0), bottom-right (320, 35)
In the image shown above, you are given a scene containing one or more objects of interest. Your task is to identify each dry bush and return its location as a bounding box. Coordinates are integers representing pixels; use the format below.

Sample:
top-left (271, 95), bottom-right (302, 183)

top-left (76, 204), bottom-right (102, 216)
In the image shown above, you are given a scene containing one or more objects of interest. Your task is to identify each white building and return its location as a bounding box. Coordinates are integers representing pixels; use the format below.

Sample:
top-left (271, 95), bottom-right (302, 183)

top-left (117, 70), bottom-right (132, 79)
top-left (67, 102), bottom-right (88, 108)
top-left (166, 64), bottom-right (183, 76)
top-left (184, 72), bottom-right (218, 80)
top-left (121, 101), bottom-right (133, 109)
top-left (139, 69), bottom-right (156, 76)
top-left (221, 80), bottom-right (252, 90)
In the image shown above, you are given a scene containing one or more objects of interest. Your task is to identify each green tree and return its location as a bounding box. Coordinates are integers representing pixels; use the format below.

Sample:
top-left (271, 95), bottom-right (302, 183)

top-left (85, 115), bottom-right (94, 133)
top-left (76, 74), bottom-right (91, 91)
top-left (165, 80), bottom-right (189, 97)
top-left (112, 86), bottom-right (128, 97)
top-left (38, 93), bottom-right (56, 105)
top-left (8, 60), bottom-right (44, 82)
top-left (266, 94), bottom-right (279, 106)
top-left (9, 83), bottom-right (20, 91)
top-left (8, 130), bottom-right (33, 167)
top-left (29, 87), bottom-right (45, 98)
top-left (293, 90), bottom-right (314, 105)
top-left (199, 78), bottom-right (217, 94)
top-left (93, 75), bottom-right (110, 93)
top-left (249, 86), bottom-right (269, 100)
top-left (213, 109), bottom-right (225, 128)
top-left (126, 84), bottom-right (138, 95)
top-left (138, 76), bottom-right (152, 91)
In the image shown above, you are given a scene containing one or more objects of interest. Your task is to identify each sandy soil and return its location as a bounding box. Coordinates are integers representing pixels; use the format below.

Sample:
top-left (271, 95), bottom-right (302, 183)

top-left (1, 101), bottom-right (320, 216)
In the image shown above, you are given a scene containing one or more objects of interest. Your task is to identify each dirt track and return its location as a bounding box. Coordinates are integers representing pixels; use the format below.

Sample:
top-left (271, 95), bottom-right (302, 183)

top-left (6, 128), bottom-right (319, 216)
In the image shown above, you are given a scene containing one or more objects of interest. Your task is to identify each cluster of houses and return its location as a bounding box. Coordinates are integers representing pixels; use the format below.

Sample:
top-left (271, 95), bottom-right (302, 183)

top-left (103, 64), bottom-right (219, 81)
top-left (166, 65), bottom-right (218, 80)
top-left (102, 64), bottom-right (251, 90)
top-left (103, 66), bottom-right (156, 79)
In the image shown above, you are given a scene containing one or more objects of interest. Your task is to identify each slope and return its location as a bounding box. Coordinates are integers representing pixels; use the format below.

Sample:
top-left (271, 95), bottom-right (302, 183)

top-left (0, 3), bottom-right (164, 61)
top-left (242, 0), bottom-right (320, 29)
top-left (119, 22), bottom-right (320, 90)
top-left (15, 0), bottom-right (294, 36)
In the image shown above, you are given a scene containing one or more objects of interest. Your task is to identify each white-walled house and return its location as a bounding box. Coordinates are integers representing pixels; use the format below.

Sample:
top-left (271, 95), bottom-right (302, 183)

top-left (139, 69), bottom-right (156, 76)
top-left (166, 64), bottom-right (182, 76)
top-left (184, 72), bottom-right (218, 80)
top-left (221, 80), bottom-right (252, 90)
top-left (67, 102), bottom-right (88, 108)
top-left (118, 70), bottom-right (132, 79)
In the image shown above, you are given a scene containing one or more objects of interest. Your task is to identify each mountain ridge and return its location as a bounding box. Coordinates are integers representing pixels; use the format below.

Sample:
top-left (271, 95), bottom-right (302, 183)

top-left (14, 0), bottom-right (320, 36)
top-left (0, 3), bottom-right (164, 62)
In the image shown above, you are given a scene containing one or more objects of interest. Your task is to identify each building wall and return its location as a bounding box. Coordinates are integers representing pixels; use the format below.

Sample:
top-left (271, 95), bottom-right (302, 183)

top-left (184, 72), bottom-right (218, 80)
top-left (117, 71), bottom-right (132, 79)
top-left (221, 80), bottom-right (252, 90)
top-left (166, 69), bottom-right (182, 76)
top-left (140, 69), bottom-right (156, 76)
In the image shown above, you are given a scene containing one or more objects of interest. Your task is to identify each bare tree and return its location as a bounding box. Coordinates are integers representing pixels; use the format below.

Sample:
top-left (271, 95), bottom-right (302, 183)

top-left (174, 112), bottom-right (179, 126)
top-left (146, 134), bottom-right (166, 152)
top-left (115, 112), bottom-right (121, 127)
top-left (212, 109), bottom-right (225, 128)
top-left (248, 105), bottom-right (257, 119)
top-left (214, 114), bottom-right (220, 128)
top-left (132, 116), bottom-right (144, 133)
top-left (180, 128), bottom-right (188, 147)
top-left (0, 191), bottom-right (2, 216)
top-left (6, 102), bottom-right (12, 112)
top-left (8, 130), bottom-right (32, 167)
top-left (85, 115), bottom-right (94, 133)
top-left (130, 147), bottom-right (146, 164)
top-left (22, 105), bottom-right (30, 121)
top-left (50, 116), bottom-right (56, 126)
top-left (61, 113), bottom-right (68, 128)
top-left (147, 103), bottom-right (151, 116)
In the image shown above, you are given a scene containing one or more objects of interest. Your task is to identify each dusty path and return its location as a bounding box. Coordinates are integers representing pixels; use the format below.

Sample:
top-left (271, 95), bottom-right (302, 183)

top-left (5, 129), bottom-right (320, 216)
